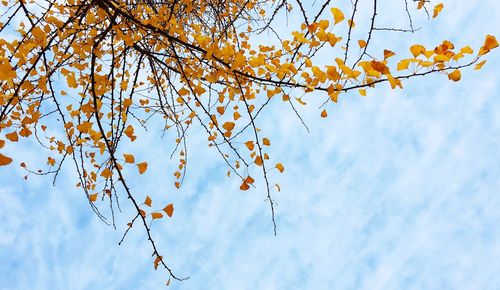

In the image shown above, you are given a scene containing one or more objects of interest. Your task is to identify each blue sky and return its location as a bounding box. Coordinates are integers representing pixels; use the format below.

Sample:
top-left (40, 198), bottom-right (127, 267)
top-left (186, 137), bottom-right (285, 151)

top-left (1, 1), bottom-right (500, 289)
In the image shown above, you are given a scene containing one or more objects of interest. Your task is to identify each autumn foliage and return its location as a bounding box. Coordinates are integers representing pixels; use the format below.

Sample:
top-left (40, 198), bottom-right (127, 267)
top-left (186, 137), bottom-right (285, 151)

top-left (0, 0), bottom-right (497, 284)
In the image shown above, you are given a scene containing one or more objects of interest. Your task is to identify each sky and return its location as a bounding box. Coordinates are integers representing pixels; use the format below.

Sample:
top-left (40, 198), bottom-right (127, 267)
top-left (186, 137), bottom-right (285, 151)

top-left (1, 1), bottom-right (500, 289)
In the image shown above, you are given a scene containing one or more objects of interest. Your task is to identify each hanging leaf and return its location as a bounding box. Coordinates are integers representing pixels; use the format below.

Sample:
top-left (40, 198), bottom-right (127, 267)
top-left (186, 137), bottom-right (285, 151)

top-left (152, 212), bottom-right (163, 219)
top-left (144, 196), bottom-right (152, 207)
top-left (163, 204), bottom-right (174, 217)
top-left (137, 162), bottom-right (148, 174)
top-left (0, 153), bottom-right (13, 166)
top-left (123, 153), bottom-right (135, 163)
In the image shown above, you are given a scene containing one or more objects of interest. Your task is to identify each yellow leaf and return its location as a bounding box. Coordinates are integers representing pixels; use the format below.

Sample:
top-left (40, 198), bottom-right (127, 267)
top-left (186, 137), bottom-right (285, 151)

top-left (100, 168), bottom-right (112, 178)
top-left (222, 121), bottom-right (235, 131)
top-left (321, 109), bottom-right (328, 118)
top-left (144, 196), bottom-right (152, 207)
top-left (0, 153), bottom-right (13, 166)
top-left (89, 193), bottom-right (98, 202)
top-left (296, 97), bottom-right (307, 106)
top-left (151, 212), bottom-right (163, 219)
top-left (240, 181), bottom-right (250, 191)
top-left (262, 138), bottom-right (271, 146)
top-left (254, 156), bottom-right (263, 166)
top-left (245, 140), bottom-right (255, 150)
top-left (123, 98), bottom-right (132, 107)
top-left (163, 203), bottom-right (174, 217)
top-left (0, 62), bottom-right (17, 81)
top-left (359, 89), bottom-right (367, 96)
top-left (484, 35), bottom-right (499, 50)
top-left (137, 162), bottom-right (148, 174)
top-left (47, 157), bottom-right (56, 166)
top-left (276, 163), bottom-right (285, 173)
top-left (448, 69), bottom-right (461, 82)
top-left (178, 87), bottom-right (190, 96)
top-left (474, 60), bottom-right (487, 70)
top-left (123, 153), bottom-right (135, 163)
top-left (67, 73), bottom-right (77, 88)
top-left (358, 39), bottom-right (367, 48)
top-left (460, 46), bottom-right (474, 54)
top-left (77, 121), bottom-right (92, 133)
top-left (330, 8), bottom-right (345, 24)
top-left (124, 125), bottom-right (136, 141)
top-left (154, 255), bottom-right (163, 270)
top-left (479, 35), bottom-right (499, 55)
top-left (245, 176), bottom-right (255, 184)
top-left (397, 59), bottom-right (410, 71)
top-left (5, 131), bottom-right (18, 142)
top-left (432, 3), bottom-right (444, 18)
top-left (410, 44), bottom-right (426, 57)
top-left (383, 50), bottom-right (395, 59)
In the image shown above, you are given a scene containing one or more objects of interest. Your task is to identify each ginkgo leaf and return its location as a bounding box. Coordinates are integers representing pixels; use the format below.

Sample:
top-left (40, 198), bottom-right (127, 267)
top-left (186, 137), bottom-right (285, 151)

top-left (479, 34), bottom-right (499, 56)
top-left (262, 138), bottom-right (271, 146)
top-left (358, 39), bottom-right (367, 48)
top-left (151, 212), bottom-right (163, 219)
top-left (276, 163), bottom-right (285, 173)
top-left (410, 44), bottom-right (426, 57)
top-left (432, 3), bottom-right (444, 18)
top-left (47, 157), bottom-right (56, 166)
top-left (89, 193), bottom-right (98, 202)
top-left (474, 60), bottom-right (487, 70)
top-left (397, 59), bottom-right (410, 71)
top-left (460, 46), bottom-right (474, 54)
top-left (222, 121), bottom-right (235, 131)
top-left (245, 141), bottom-right (254, 150)
top-left (330, 7), bottom-right (345, 24)
top-left (321, 109), bottom-right (328, 118)
top-left (123, 125), bottom-right (137, 141)
top-left (5, 131), bottom-right (18, 142)
top-left (448, 69), bottom-right (461, 82)
top-left (0, 62), bottom-right (16, 81)
top-left (383, 50), bottom-right (395, 59)
top-left (359, 89), bottom-right (367, 96)
top-left (163, 204), bottom-right (174, 217)
top-left (67, 73), bottom-right (77, 88)
top-left (154, 255), bottom-right (163, 270)
top-left (0, 153), bottom-right (13, 166)
top-left (245, 176), bottom-right (255, 184)
top-left (240, 181), bottom-right (250, 191)
top-left (144, 196), bottom-right (152, 207)
top-left (137, 162), bottom-right (148, 174)
top-left (123, 98), bottom-right (133, 107)
top-left (123, 153), bottom-right (135, 163)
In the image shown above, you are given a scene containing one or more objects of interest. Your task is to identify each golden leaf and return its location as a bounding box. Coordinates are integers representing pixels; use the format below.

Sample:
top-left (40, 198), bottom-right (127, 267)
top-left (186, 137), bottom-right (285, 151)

top-left (245, 141), bottom-right (255, 150)
top-left (448, 69), bottom-right (461, 82)
top-left (151, 212), bottom-right (163, 219)
top-left (432, 3), bottom-right (444, 18)
top-left (144, 196), bottom-right (152, 207)
top-left (474, 60), bottom-right (487, 70)
top-left (123, 153), bottom-right (135, 163)
top-left (137, 162), bottom-right (148, 174)
top-left (330, 8), bottom-right (345, 24)
top-left (163, 204), bottom-right (174, 217)
top-left (0, 153), bottom-right (13, 166)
